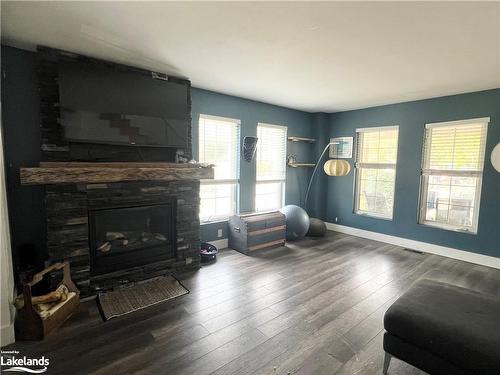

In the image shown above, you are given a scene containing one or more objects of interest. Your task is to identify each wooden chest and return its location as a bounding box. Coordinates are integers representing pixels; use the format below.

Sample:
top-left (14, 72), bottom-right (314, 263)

top-left (228, 211), bottom-right (286, 255)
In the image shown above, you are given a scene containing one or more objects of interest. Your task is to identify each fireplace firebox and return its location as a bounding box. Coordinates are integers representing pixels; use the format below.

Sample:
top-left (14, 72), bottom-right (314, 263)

top-left (89, 199), bottom-right (176, 276)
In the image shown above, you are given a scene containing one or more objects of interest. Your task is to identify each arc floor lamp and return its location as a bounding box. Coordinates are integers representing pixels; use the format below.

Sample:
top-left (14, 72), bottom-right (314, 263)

top-left (304, 141), bottom-right (351, 210)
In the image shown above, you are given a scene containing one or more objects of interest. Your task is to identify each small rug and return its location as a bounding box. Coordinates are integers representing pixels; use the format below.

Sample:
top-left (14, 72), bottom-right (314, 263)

top-left (97, 276), bottom-right (189, 321)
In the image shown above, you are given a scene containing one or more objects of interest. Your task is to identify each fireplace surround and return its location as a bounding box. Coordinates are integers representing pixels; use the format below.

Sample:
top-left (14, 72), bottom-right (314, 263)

top-left (20, 162), bottom-right (214, 297)
top-left (42, 176), bottom-right (205, 296)
top-left (12, 163), bottom-right (211, 301)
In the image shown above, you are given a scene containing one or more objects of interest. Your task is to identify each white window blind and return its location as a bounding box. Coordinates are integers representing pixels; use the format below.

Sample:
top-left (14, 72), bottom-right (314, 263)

top-left (256, 123), bottom-right (287, 212)
top-left (418, 118), bottom-right (489, 233)
top-left (198, 114), bottom-right (240, 222)
top-left (354, 126), bottom-right (399, 219)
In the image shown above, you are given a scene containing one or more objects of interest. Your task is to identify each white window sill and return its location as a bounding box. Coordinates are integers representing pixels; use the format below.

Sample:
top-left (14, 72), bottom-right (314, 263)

top-left (354, 210), bottom-right (393, 221)
top-left (200, 218), bottom-right (230, 225)
top-left (418, 221), bottom-right (477, 235)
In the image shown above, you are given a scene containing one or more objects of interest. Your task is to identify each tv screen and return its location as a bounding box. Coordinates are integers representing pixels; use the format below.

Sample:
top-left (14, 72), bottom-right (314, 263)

top-left (58, 60), bottom-right (189, 148)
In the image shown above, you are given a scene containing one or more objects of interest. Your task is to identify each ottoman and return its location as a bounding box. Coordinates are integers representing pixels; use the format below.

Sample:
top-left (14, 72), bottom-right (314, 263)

top-left (383, 279), bottom-right (500, 375)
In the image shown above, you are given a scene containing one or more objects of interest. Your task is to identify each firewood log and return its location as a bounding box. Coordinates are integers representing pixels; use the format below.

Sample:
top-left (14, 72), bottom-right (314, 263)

top-left (35, 302), bottom-right (55, 312)
top-left (13, 285), bottom-right (69, 310)
top-left (97, 241), bottom-right (112, 252)
top-left (106, 232), bottom-right (126, 240)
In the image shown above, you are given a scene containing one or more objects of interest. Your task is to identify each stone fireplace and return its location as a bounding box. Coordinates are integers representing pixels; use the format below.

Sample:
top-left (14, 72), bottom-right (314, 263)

top-left (19, 163), bottom-right (213, 297)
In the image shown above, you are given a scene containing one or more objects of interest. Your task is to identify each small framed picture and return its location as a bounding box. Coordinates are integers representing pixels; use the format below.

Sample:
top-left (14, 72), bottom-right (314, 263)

top-left (330, 137), bottom-right (353, 158)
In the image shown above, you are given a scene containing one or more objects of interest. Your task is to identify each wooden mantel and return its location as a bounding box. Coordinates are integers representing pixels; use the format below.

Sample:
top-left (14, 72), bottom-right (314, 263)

top-left (20, 162), bottom-right (214, 186)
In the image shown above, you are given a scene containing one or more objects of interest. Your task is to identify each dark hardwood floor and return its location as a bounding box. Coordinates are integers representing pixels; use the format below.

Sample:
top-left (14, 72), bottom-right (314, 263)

top-left (6, 231), bottom-right (500, 375)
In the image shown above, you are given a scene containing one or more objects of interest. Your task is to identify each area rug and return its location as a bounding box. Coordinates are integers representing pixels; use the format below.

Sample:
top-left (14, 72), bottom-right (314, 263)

top-left (97, 276), bottom-right (189, 321)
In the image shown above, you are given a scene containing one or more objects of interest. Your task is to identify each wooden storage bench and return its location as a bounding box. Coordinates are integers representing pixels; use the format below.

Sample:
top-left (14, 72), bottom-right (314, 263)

top-left (228, 211), bottom-right (286, 255)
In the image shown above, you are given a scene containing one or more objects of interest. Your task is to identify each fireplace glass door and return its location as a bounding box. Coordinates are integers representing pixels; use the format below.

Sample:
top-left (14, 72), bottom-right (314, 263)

top-left (89, 201), bottom-right (175, 275)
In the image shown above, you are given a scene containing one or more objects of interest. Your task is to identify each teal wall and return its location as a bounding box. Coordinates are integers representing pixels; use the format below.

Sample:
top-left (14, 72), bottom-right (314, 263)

top-left (193, 88), bottom-right (500, 258)
top-left (191, 88), bottom-right (326, 242)
top-left (326, 89), bottom-right (500, 258)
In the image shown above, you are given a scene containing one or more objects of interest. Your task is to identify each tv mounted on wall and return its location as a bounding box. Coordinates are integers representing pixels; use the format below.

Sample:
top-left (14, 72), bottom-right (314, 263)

top-left (58, 60), bottom-right (189, 148)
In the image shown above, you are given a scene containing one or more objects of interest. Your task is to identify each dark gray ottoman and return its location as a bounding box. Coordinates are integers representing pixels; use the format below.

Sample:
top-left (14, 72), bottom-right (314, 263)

top-left (383, 279), bottom-right (500, 375)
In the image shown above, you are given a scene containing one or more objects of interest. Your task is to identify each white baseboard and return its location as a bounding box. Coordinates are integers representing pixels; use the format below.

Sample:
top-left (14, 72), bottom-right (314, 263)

top-left (207, 238), bottom-right (228, 250)
top-left (325, 222), bottom-right (500, 270)
top-left (1, 322), bottom-right (15, 346)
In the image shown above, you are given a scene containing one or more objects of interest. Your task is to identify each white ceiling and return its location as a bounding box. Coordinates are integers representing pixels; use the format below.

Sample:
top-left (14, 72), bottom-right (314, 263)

top-left (2, 1), bottom-right (499, 112)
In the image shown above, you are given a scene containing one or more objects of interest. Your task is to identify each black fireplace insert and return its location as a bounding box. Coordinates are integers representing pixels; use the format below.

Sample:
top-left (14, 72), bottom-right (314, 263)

top-left (89, 199), bottom-right (176, 276)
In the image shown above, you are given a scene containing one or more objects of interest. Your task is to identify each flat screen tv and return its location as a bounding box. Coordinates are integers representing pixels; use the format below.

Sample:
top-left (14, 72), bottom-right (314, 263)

top-left (58, 60), bottom-right (189, 148)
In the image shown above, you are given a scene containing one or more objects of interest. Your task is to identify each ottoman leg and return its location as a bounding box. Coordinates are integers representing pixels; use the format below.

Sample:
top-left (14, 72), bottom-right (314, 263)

top-left (383, 352), bottom-right (392, 374)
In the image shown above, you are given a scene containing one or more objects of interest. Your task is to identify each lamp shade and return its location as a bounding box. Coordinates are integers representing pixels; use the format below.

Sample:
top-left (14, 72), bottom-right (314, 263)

top-left (492, 143), bottom-right (500, 173)
top-left (323, 159), bottom-right (351, 176)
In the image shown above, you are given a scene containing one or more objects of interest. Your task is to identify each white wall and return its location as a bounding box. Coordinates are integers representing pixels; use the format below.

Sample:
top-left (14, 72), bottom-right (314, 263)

top-left (0, 110), bottom-right (16, 346)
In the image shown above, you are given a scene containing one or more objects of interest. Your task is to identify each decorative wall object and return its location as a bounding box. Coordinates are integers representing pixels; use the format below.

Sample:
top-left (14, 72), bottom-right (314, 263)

top-left (287, 154), bottom-right (315, 168)
top-left (243, 136), bottom-right (258, 162)
top-left (329, 136), bottom-right (353, 158)
top-left (491, 143), bottom-right (500, 173)
top-left (287, 154), bottom-right (298, 165)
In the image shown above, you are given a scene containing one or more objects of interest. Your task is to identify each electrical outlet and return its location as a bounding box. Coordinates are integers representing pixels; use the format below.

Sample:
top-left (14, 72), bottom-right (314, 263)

top-left (217, 229), bottom-right (223, 238)
top-left (335, 217), bottom-right (338, 223)
top-left (185, 257), bottom-right (192, 265)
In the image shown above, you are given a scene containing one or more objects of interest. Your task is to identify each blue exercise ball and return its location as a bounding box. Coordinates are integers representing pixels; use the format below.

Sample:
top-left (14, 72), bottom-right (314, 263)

top-left (280, 205), bottom-right (310, 241)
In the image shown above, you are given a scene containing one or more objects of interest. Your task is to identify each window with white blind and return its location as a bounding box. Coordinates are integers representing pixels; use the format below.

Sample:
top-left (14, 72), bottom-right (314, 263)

top-left (354, 126), bottom-right (399, 219)
top-left (418, 118), bottom-right (489, 233)
top-left (198, 114), bottom-right (240, 222)
top-left (256, 123), bottom-right (287, 212)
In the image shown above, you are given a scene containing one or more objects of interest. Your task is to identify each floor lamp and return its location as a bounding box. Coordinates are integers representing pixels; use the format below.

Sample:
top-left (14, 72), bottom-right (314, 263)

top-left (304, 141), bottom-right (350, 211)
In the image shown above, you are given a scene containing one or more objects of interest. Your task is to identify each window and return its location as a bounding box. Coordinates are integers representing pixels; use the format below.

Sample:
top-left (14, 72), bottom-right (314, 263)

top-left (354, 126), bottom-right (399, 219)
top-left (418, 118), bottom-right (489, 233)
top-left (198, 114), bottom-right (240, 222)
top-left (256, 123), bottom-right (287, 212)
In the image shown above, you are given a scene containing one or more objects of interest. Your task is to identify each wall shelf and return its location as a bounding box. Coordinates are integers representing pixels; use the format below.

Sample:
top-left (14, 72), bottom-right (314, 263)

top-left (287, 136), bottom-right (316, 143)
top-left (287, 163), bottom-right (316, 168)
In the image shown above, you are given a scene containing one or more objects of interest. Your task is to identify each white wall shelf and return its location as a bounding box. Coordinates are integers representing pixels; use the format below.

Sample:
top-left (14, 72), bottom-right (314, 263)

top-left (287, 163), bottom-right (315, 168)
top-left (287, 136), bottom-right (316, 143)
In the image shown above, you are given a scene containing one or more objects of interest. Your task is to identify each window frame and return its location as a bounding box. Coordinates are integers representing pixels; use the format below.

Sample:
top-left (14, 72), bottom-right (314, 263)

top-left (198, 114), bottom-right (241, 223)
top-left (417, 117), bottom-right (489, 234)
top-left (353, 125), bottom-right (400, 220)
top-left (255, 123), bottom-right (287, 212)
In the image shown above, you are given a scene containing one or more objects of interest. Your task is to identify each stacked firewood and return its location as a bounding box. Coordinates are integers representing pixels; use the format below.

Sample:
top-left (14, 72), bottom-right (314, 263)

top-left (14, 284), bottom-right (70, 319)
top-left (97, 231), bottom-right (168, 253)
